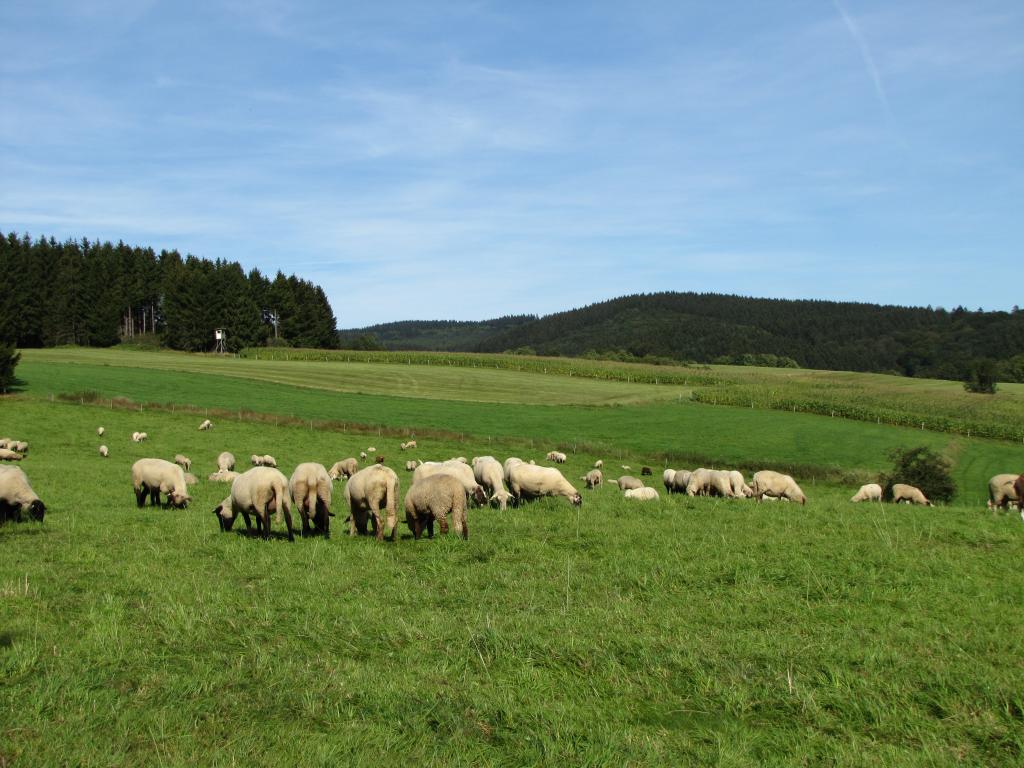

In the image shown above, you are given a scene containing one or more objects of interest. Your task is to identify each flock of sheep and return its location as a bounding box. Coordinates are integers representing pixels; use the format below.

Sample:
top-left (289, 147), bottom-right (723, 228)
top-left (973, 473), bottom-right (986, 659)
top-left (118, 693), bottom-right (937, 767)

top-left (2, 428), bottom-right (1023, 530)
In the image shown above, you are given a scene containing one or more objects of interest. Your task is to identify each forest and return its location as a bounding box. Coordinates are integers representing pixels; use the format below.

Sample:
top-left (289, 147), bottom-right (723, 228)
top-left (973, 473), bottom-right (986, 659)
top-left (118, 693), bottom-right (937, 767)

top-left (341, 293), bottom-right (1024, 382)
top-left (0, 232), bottom-right (337, 352)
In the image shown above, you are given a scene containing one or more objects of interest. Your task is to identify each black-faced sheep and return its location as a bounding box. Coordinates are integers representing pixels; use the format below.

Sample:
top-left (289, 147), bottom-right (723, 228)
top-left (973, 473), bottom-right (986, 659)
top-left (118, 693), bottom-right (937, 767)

top-left (404, 473), bottom-right (469, 540)
top-left (344, 464), bottom-right (400, 540)
top-left (289, 462), bottom-right (333, 537)
top-left (213, 466), bottom-right (296, 541)
top-left (0, 466), bottom-right (46, 523)
top-left (131, 458), bottom-right (191, 509)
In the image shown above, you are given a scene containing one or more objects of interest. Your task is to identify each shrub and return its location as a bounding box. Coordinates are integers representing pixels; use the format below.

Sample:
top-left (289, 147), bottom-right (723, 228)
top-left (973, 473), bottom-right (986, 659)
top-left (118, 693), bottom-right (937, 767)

top-left (0, 344), bottom-right (20, 393)
top-left (879, 446), bottom-right (956, 504)
top-left (963, 358), bottom-right (998, 394)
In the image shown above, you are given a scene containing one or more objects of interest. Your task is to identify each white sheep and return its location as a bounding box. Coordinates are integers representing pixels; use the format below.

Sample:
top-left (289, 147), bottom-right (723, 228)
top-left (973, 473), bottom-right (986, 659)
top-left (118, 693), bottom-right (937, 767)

top-left (217, 452), bottom-right (236, 472)
top-left (405, 460), bottom-right (418, 471)
top-left (987, 474), bottom-right (1020, 510)
top-left (173, 454), bottom-right (192, 472)
top-left (208, 470), bottom-right (240, 483)
top-left (260, 455), bottom-right (277, 468)
top-left (662, 469), bottom-right (677, 493)
top-left (367, 447), bottom-right (377, 453)
top-left (250, 454), bottom-right (262, 466)
top-left (671, 470), bottom-right (692, 494)
top-left (581, 469), bottom-right (603, 489)
top-left (594, 460), bottom-right (603, 469)
top-left (503, 457), bottom-right (525, 485)
top-left (624, 487), bottom-right (659, 501)
top-left (413, 461), bottom-right (488, 506)
top-left (184, 473), bottom-right (198, 486)
top-left (329, 458), bottom-right (359, 480)
top-left (0, 449), bottom-right (24, 462)
top-left (99, 445), bottom-right (109, 458)
top-left (0, 466), bottom-right (46, 523)
top-left (545, 451), bottom-right (567, 464)
top-left (473, 456), bottom-right (515, 510)
top-left (11, 441), bottom-right (28, 454)
top-left (404, 473), bottom-right (469, 540)
top-left (850, 483), bottom-right (883, 503)
top-left (400, 440), bottom-right (417, 450)
top-left (289, 462), bottom-right (333, 537)
top-left (213, 466), bottom-right (296, 541)
top-left (611, 475), bottom-right (644, 491)
top-left (359, 451), bottom-right (367, 460)
top-left (198, 419), bottom-right (213, 431)
top-left (344, 464), bottom-right (400, 540)
top-left (727, 470), bottom-right (754, 498)
top-left (136, 432), bottom-right (148, 442)
top-left (131, 458), bottom-right (191, 509)
top-left (752, 471), bottom-right (807, 505)
top-left (892, 483), bottom-right (932, 506)
top-left (508, 464), bottom-right (582, 506)
top-left (97, 427), bottom-right (105, 436)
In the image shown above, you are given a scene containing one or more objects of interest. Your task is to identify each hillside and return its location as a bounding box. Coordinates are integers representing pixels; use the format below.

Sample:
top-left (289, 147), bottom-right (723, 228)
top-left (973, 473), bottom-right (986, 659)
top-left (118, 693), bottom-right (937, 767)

top-left (339, 292), bottom-right (1024, 381)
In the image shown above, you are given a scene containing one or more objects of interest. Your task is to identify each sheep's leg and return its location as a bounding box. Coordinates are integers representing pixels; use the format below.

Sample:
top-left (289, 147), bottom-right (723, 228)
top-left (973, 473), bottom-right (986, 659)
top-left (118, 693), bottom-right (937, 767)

top-left (317, 499), bottom-right (330, 539)
top-left (412, 515), bottom-right (422, 540)
top-left (134, 487), bottom-right (147, 508)
top-left (370, 503), bottom-right (383, 541)
top-left (426, 517), bottom-right (434, 538)
top-left (260, 506), bottom-right (271, 540)
top-left (300, 505), bottom-right (312, 537)
top-left (456, 509), bottom-right (468, 540)
top-left (241, 509), bottom-right (254, 531)
top-left (438, 511), bottom-right (449, 536)
top-left (282, 505), bottom-right (295, 543)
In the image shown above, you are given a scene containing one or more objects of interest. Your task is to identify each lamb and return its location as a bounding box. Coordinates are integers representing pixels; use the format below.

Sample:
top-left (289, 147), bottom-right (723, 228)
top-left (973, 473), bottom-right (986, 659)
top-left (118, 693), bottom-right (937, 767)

top-left (99, 445), bottom-right (109, 458)
top-left (217, 451), bottom-right (236, 472)
top-left (545, 451), bottom-right (567, 464)
top-left (0, 466), bottom-right (46, 523)
top-left (671, 470), bottom-right (692, 494)
top-left (581, 469), bottom-right (603, 489)
top-left (508, 463), bottom-right (582, 506)
top-left (404, 473), bottom-right (469, 540)
top-left (328, 458), bottom-right (359, 481)
top-left (611, 475), bottom-right (644, 491)
top-left (400, 440), bottom-right (418, 450)
top-left (663, 469), bottom-right (676, 492)
top-left (0, 449), bottom-right (24, 462)
top-left (208, 470), bottom-right (240, 483)
top-left (198, 419), bottom-right (213, 431)
top-left (728, 470), bottom-right (754, 498)
top-left (413, 461), bottom-right (488, 506)
top-left (97, 427), bottom-right (105, 436)
top-left (289, 462), bottom-right (333, 537)
top-left (344, 464), bottom-right (400, 540)
top-left (625, 487), bottom-right (659, 501)
top-left (891, 483), bottom-right (932, 506)
top-left (213, 466), bottom-right (296, 541)
top-left (174, 454), bottom-right (192, 472)
top-left (131, 458), bottom-right (191, 509)
top-left (850, 483), bottom-right (883, 503)
top-left (987, 474), bottom-right (1020, 510)
top-left (752, 471), bottom-right (807, 505)
top-left (594, 460), bottom-right (603, 469)
top-left (473, 456), bottom-right (515, 510)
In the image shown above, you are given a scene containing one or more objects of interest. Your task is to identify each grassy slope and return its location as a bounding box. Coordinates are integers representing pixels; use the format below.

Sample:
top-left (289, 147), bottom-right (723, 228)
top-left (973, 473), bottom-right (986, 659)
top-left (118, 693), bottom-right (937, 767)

top-left (1, 399), bottom-right (1022, 766)
top-left (14, 354), bottom-right (1024, 502)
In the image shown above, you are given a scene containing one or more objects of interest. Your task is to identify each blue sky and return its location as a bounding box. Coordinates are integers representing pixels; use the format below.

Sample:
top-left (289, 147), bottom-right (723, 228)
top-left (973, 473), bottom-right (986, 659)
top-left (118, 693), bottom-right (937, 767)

top-left (2, 1), bottom-right (1021, 326)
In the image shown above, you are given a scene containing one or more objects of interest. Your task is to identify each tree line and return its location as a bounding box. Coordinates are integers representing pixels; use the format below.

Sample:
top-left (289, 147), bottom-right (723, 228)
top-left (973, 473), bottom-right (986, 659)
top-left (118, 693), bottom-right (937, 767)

top-left (0, 232), bottom-right (338, 352)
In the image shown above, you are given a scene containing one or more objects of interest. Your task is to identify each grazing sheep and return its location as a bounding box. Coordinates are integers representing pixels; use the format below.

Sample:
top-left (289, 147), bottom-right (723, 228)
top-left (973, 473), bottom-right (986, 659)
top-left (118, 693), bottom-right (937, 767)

top-left (581, 469), bottom-right (603, 489)
top-left (174, 454), bottom-right (192, 472)
top-left (250, 454), bottom-right (262, 466)
top-left (545, 451), bottom-right (567, 464)
top-left (1015, 474), bottom-right (1024, 520)
top-left (987, 474), bottom-right (1020, 510)
top-left (503, 457), bottom-right (525, 485)
top-left (611, 475), bottom-right (644, 491)
top-left (184, 473), bottom-right (198, 486)
top-left (0, 466), bottom-right (46, 523)
top-left (413, 461), bottom-right (488, 506)
top-left (473, 456), bottom-right (515, 510)
top-left (131, 432), bottom-right (148, 443)
top-left (685, 468), bottom-right (713, 496)
top-left (217, 451), bottom-right (236, 472)
top-left (640, 466), bottom-right (653, 476)
top-left (594, 460), bottom-right (603, 469)
top-left (99, 445), bottom-right (109, 458)
top-left (328, 458), bottom-right (359, 481)
top-left (0, 439), bottom-right (9, 449)
top-left (208, 469), bottom-right (240, 483)
top-left (752, 471), bottom-right (807, 505)
top-left (662, 469), bottom-right (676, 492)
top-left (11, 441), bottom-right (28, 454)
top-left (671, 470), bottom-right (692, 494)
top-left (508, 464), bottom-right (582, 506)
top-left (131, 458), bottom-right (191, 509)
top-left (344, 464), bottom-right (400, 540)
top-left (213, 466), bottom-right (296, 541)
top-left (198, 419), bottom-right (213, 431)
top-left (359, 451), bottom-right (367, 460)
top-left (289, 462), bottom-right (333, 537)
top-left (891, 483), bottom-right (932, 506)
top-left (728, 470), bottom-right (754, 498)
top-left (0, 449), bottom-right (24, 462)
top-left (625, 487), bottom-right (659, 501)
top-left (97, 427), bottom-right (105, 436)
top-left (405, 460), bottom-right (418, 471)
top-left (850, 483), bottom-right (883, 503)
top-left (620, 465), bottom-right (631, 471)
top-left (400, 440), bottom-right (418, 450)
top-left (405, 473), bottom-right (469, 540)
top-left (260, 455), bottom-right (277, 468)
top-left (367, 447), bottom-right (376, 453)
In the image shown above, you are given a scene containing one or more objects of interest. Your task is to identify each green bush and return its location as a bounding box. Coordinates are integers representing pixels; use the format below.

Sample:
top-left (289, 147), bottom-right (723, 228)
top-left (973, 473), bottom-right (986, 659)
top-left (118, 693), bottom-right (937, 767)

top-left (963, 358), bottom-right (999, 394)
top-left (879, 446), bottom-right (956, 504)
top-left (0, 344), bottom-right (20, 393)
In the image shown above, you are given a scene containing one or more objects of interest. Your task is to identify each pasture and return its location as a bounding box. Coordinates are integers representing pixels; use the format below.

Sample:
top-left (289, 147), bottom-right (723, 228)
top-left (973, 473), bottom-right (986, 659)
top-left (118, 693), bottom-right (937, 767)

top-left (2, 350), bottom-right (1024, 766)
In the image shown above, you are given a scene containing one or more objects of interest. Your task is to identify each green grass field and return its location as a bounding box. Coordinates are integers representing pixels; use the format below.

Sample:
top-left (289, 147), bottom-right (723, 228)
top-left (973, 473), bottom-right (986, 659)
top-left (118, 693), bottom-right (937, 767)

top-left (2, 349), bottom-right (1024, 765)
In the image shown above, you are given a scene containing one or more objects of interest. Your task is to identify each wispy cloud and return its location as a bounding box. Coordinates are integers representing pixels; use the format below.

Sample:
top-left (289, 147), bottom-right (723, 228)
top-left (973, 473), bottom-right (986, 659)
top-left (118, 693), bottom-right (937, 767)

top-left (831, 0), bottom-right (891, 119)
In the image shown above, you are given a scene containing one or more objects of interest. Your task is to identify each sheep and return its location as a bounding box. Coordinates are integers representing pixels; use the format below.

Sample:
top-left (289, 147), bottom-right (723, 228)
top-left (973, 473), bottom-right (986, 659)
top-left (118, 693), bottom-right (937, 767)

top-left (1015, 474), bottom-right (1024, 521)
top-left (451, 456), bottom-right (468, 464)
top-left (375, 455), bottom-right (386, 464)
top-left (504, 457), bottom-right (525, 485)
top-left (198, 419), bottom-right (213, 431)
top-left (217, 451), bottom-right (236, 472)
top-left (208, 469), bottom-right (240, 483)
top-left (671, 470), bottom-right (692, 494)
top-left (289, 462), bottom-right (333, 537)
top-left (545, 451), bottom-right (567, 464)
top-left (508, 463), bottom-right (582, 506)
top-left (581, 469), bottom-right (603, 489)
top-left (131, 458), bottom-right (191, 509)
top-left (404, 473), bottom-right (469, 540)
top-left (184, 473), bottom-right (198, 486)
top-left (413, 461), bottom-right (488, 506)
top-left (728, 470), bottom-right (754, 498)
top-left (685, 468), bottom-right (713, 496)
top-left (663, 469), bottom-right (676, 492)
top-left (891, 483), bottom-right (932, 506)
top-left (131, 432), bottom-right (148, 443)
top-left (250, 454), bottom-right (262, 466)
top-left (344, 464), bottom-right (400, 540)
top-left (328, 458), bottom-right (359, 481)
top-left (11, 441), bottom-right (28, 454)
top-left (213, 466), bottom-right (295, 541)
top-left (359, 451), bottom-right (367, 460)
top-left (473, 456), bottom-right (515, 510)
top-left (611, 475), bottom-right (644, 491)
top-left (0, 449), bottom-right (24, 462)
top-left (0, 466), bottom-right (46, 523)
top-left (0, 439), bottom-right (9, 449)
top-left (850, 483), bottom-right (883, 503)
top-left (625, 487), bottom-right (659, 501)
top-left (97, 427), bottom-right (105, 436)
top-left (594, 460), bottom-right (603, 469)
top-left (405, 460), bottom-right (418, 471)
top-left (621, 465), bottom-right (631, 471)
top-left (367, 447), bottom-right (376, 453)
top-left (99, 445), bottom-right (109, 458)
top-left (174, 454), bottom-right (192, 472)
top-left (708, 470), bottom-right (737, 497)
top-left (400, 440), bottom-right (418, 450)
top-left (260, 455), bottom-right (277, 468)
top-left (987, 474), bottom-right (1020, 510)
top-left (640, 466), bottom-right (653, 476)
top-left (752, 471), bottom-right (807, 505)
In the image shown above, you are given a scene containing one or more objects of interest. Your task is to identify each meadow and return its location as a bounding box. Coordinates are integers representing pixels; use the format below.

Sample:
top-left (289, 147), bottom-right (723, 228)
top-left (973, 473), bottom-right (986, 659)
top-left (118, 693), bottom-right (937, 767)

top-left (2, 349), bottom-right (1023, 766)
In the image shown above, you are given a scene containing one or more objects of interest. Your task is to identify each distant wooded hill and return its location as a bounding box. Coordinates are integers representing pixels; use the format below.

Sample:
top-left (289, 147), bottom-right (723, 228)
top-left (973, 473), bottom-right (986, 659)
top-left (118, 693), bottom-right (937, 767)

top-left (339, 292), bottom-right (1024, 382)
